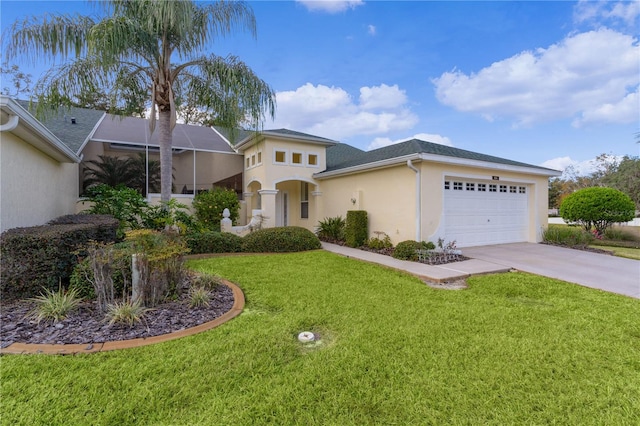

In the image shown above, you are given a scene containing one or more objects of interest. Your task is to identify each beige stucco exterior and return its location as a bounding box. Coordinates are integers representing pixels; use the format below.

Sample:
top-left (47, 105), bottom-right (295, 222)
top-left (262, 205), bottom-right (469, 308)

top-left (239, 132), bottom-right (556, 247)
top-left (1, 121), bottom-right (79, 232)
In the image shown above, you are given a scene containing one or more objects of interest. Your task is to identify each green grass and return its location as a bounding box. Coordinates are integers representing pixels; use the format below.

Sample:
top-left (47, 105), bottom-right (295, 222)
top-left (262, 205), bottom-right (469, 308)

top-left (2, 251), bottom-right (639, 425)
top-left (590, 245), bottom-right (640, 260)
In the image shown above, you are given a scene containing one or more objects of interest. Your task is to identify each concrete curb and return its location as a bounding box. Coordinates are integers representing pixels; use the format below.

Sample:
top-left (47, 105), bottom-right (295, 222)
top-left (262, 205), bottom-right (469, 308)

top-left (0, 280), bottom-right (245, 356)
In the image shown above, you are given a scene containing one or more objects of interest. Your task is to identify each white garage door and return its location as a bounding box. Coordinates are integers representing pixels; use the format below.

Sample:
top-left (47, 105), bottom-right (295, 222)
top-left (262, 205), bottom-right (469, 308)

top-left (444, 179), bottom-right (529, 247)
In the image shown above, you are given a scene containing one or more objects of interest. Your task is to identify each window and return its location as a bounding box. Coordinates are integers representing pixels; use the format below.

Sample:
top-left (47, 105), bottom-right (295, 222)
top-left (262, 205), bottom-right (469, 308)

top-left (251, 154), bottom-right (256, 166)
top-left (519, 186), bottom-right (526, 194)
top-left (444, 181), bottom-right (450, 190)
top-left (453, 182), bottom-right (463, 190)
top-left (257, 151), bottom-right (262, 164)
top-left (478, 183), bottom-right (487, 192)
top-left (500, 185), bottom-right (507, 193)
top-left (300, 182), bottom-right (309, 219)
top-left (275, 150), bottom-right (286, 163)
top-left (509, 185), bottom-right (517, 193)
top-left (308, 154), bottom-right (318, 166)
top-left (466, 182), bottom-right (475, 191)
top-left (292, 152), bottom-right (303, 165)
top-left (489, 184), bottom-right (497, 192)
top-left (245, 157), bottom-right (250, 169)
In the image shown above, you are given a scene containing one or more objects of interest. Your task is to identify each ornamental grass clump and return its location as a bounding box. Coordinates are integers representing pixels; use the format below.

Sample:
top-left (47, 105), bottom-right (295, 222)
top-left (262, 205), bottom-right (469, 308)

top-left (188, 287), bottom-right (211, 308)
top-left (27, 286), bottom-right (82, 324)
top-left (105, 300), bottom-right (150, 327)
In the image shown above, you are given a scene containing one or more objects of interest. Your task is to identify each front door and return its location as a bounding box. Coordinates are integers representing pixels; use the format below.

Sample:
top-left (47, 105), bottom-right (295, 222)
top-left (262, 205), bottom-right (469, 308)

top-left (276, 191), bottom-right (289, 227)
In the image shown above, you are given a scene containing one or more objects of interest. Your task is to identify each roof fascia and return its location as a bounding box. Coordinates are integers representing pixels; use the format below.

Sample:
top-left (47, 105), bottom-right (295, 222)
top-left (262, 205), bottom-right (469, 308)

top-left (76, 111), bottom-right (107, 157)
top-left (418, 153), bottom-right (562, 177)
top-left (0, 95), bottom-right (81, 163)
top-left (314, 153), bottom-right (420, 179)
top-left (236, 131), bottom-right (337, 151)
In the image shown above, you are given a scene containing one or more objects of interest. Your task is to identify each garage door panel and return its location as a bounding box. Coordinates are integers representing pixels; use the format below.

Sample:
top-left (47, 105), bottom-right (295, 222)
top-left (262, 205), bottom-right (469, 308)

top-left (444, 179), bottom-right (528, 247)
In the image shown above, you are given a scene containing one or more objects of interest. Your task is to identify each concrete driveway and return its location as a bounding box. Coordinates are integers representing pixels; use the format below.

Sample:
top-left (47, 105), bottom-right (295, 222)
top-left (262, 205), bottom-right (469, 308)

top-left (463, 243), bottom-right (640, 299)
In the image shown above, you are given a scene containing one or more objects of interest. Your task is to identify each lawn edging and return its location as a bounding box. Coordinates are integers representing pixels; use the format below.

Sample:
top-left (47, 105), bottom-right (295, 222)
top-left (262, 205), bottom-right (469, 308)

top-left (0, 279), bottom-right (245, 356)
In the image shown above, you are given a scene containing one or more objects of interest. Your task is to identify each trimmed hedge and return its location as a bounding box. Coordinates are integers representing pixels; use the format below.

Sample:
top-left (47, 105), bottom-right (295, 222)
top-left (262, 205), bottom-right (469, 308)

top-left (345, 210), bottom-right (368, 248)
top-left (186, 231), bottom-right (243, 254)
top-left (241, 227), bottom-right (321, 253)
top-left (0, 214), bottom-right (119, 300)
top-left (560, 187), bottom-right (635, 233)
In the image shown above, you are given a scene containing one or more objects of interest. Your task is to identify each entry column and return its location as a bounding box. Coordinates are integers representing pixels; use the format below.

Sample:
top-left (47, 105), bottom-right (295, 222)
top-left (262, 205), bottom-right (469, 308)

top-left (258, 189), bottom-right (278, 229)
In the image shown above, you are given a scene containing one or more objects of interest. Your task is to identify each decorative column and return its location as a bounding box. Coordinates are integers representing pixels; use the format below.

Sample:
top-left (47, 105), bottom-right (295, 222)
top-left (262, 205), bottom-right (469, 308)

top-left (258, 189), bottom-right (278, 229)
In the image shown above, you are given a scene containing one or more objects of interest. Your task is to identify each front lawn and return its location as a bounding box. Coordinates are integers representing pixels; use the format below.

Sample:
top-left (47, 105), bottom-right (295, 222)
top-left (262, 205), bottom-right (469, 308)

top-left (590, 245), bottom-right (640, 260)
top-left (2, 251), bottom-right (638, 425)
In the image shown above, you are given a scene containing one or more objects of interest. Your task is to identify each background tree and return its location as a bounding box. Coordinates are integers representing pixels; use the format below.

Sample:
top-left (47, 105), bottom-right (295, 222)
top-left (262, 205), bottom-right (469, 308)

top-left (0, 63), bottom-right (32, 97)
top-left (83, 153), bottom-right (163, 196)
top-left (5, 0), bottom-right (276, 202)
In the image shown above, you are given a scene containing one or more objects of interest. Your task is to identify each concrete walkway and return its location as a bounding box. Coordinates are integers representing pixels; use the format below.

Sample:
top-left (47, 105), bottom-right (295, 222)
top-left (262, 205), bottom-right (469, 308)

top-left (321, 242), bottom-right (511, 282)
top-left (462, 243), bottom-right (639, 299)
top-left (322, 242), bottom-right (640, 299)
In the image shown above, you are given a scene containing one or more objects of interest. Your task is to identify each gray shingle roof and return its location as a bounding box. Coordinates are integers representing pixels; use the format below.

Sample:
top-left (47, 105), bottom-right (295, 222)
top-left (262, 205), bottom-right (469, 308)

top-left (91, 115), bottom-right (237, 153)
top-left (16, 100), bottom-right (105, 155)
top-left (323, 139), bottom-right (559, 173)
top-left (326, 143), bottom-right (365, 169)
top-left (264, 128), bottom-right (338, 143)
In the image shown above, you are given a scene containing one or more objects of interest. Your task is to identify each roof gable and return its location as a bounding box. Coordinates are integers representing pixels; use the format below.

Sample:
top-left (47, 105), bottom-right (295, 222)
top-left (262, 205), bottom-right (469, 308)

top-left (235, 128), bottom-right (338, 150)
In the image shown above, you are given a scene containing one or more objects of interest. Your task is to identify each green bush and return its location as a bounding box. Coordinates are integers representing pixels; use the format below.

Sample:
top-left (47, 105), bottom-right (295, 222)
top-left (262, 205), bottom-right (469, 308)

top-left (185, 231), bottom-right (243, 254)
top-left (560, 187), bottom-right (635, 233)
top-left (316, 216), bottom-right (346, 242)
top-left (69, 248), bottom-right (130, 301)
top-left (142, 199), bottom-right (201, 233)
top-left (82, 184), bottom-right (149, 236)
top-left (192, 188), bottom-right (240, 231)
top-left (542, 225), bottom-right (594, 247)
top-left (345, 210), bottom-right (368, 248)
top-left (241, 227), bottom-right (321, 253)
top-left (392, 240), bottom-right (433, 261)
top-left (0, 215), bottom-right (119, 300)
top-left (366, 232), bottom-right (393, 250)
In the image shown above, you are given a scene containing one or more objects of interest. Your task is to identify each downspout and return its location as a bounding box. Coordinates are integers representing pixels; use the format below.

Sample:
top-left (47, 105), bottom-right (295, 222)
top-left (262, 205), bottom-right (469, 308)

top-left (0, 114), bottom-right (19, 132)
top-left (407, 159), bottom-right (421, 241)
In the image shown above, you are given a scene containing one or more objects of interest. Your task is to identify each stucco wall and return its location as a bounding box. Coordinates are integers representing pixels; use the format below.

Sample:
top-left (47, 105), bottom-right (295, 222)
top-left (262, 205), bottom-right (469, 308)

top-left (318, 164), bottom-right (418, 244)
top-left (1, 132), bottom-right (79, 232)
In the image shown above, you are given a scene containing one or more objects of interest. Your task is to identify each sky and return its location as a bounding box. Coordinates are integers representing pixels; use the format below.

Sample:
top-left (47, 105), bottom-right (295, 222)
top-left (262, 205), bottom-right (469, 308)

top-left (1, 0), bottom-right (639, 175)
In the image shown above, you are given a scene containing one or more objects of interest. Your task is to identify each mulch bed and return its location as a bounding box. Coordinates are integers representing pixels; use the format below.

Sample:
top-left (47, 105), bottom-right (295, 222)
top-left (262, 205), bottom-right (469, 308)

top-left (0, 278), bottom-right (234, 348)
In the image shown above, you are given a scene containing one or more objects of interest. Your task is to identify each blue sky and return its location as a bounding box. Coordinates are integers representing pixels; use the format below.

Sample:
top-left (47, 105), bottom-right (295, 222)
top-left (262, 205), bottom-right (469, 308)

top-left (2, 0), bottom-right (639, 173)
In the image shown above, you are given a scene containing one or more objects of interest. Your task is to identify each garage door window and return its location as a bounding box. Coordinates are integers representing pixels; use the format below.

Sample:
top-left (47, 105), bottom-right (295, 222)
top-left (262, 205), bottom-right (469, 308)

top-left (466, 183), bottom-right (475, 191)
top-left (519, 186), bottom-right (526, 194)
top-left (489, 184), bottom-right (497, 192)
top-left (444, 181), bottom-right (450, 190)
top-left (453, 182), bottom-right (463, 190)
top-left (500, 185), bottom-right (507, 193)
top-left (478, 183), bottom-right (486, 192)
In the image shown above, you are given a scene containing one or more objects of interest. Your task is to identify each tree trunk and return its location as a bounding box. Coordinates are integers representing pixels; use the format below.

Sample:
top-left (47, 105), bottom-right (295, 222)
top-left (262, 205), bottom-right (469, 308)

top-left (158, 109), bottom-right (173, 202)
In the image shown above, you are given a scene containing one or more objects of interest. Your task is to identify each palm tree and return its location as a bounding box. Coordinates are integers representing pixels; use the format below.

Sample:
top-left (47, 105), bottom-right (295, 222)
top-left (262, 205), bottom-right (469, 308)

top-left (5, 0), bottom-right (275, 202)
top-left (83, 155), bottom-right (136, 192)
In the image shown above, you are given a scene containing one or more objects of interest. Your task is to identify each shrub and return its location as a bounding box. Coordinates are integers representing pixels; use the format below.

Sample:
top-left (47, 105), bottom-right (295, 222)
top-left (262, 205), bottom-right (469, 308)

top-left (392, 240), bottom-right (435, 261)
top-left (345, 210), bottom-right (368, 248)
top-left (192, 274), bottom-right (223, 290)
top-left (241, 227), bottom-right (321, 253)
top-left (185, 231), bottom-right (243, 254)
top-left (0, 215), bottom-right (119, 300)
top-left (316, 216), bottom-right (346, 242)
top-left (126, 230), bottom-right (190, 307)
top-left (27, 286), bottom-right (82, 324)
top-left (560, 187), bottom-right (635, 233)
top-left (82, 184), bottom-right (149, 236)
top-left (366, 231), bottom-right (393, 250)
top-left (542, 225), bottom-right (594, 247)
top-left (142, 199), bottom-right (201, 233)
top-left (192, 188), bottom-right (240, 231)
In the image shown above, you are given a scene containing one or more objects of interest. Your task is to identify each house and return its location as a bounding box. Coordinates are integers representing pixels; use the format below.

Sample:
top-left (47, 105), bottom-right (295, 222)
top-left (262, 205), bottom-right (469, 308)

top-left (0, 96), bottom-right (89, 232)
top-left (1, 96), bottom-right (561, 247)
top-left (236, 130), bottom-right (562, 247)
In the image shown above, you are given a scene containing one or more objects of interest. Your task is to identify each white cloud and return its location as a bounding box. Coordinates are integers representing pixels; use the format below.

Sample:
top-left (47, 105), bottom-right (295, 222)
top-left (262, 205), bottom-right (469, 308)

top-left (432, 28), bottom-right (639, 127)
top-left (268, 83), bottom-right (418, 141)
top-left (574, 0), bottom-right (640, 27)
top-left (296, 0), bottom-right (364, 14)
top-left (367, 133), bottom-right (453, 151)
top-left (541, 154), bottom-right (623, 177)
top-left (367, 24), bottom-right (376, 36)
top-left (573, 86), bottom-right (639, 127)
top-left (359, 84), bottom-right (406, 110)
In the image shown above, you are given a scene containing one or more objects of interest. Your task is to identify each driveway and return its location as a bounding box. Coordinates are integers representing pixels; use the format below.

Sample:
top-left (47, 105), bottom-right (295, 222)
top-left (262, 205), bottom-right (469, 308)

top-left (463, 243), bottom-right (640, 299)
